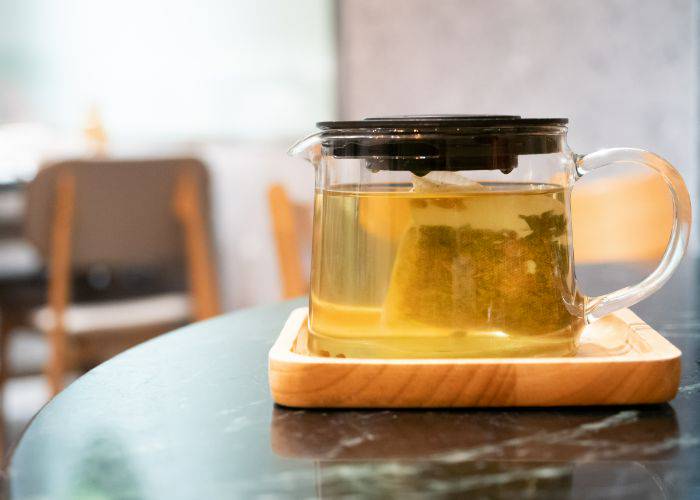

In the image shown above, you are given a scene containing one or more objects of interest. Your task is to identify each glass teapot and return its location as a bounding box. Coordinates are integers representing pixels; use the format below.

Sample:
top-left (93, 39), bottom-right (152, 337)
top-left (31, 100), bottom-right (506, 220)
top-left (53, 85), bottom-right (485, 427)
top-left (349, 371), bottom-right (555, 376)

top-left (289, 115), bottom-right (691, 358)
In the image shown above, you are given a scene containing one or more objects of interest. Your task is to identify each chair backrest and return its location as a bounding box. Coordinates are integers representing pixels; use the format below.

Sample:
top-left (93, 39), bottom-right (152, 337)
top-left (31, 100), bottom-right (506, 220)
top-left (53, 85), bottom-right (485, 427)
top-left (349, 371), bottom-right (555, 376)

top-left (268, 184), bottom-right (311, 299)
top-left (572, 172), bottom-right (673, 263)
top-left (25, 158), bottom-right (210, 270)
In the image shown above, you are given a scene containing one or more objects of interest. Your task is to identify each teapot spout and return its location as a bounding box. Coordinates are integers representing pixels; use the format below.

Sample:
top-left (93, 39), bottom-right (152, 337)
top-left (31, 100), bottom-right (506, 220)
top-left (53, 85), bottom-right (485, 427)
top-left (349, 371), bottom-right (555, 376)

top-left (288, 132), bottom-right (323, 164)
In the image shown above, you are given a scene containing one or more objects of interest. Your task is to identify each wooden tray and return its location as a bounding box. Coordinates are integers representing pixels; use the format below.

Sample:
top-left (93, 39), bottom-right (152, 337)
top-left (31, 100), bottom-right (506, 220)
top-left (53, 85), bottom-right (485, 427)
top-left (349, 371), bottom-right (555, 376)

top-left (268, 308), bottom-right (681, 408)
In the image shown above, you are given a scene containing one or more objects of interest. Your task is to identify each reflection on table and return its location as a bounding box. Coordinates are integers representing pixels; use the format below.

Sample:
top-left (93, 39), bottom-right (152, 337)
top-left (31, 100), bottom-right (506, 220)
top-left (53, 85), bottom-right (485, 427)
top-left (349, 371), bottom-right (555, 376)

top-left (271, 404), bottom-right (679, 498)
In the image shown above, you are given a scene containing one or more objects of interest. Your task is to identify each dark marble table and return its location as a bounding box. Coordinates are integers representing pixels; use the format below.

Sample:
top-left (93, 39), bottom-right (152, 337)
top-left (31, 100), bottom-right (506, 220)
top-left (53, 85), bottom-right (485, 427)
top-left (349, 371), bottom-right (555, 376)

top-left (6, 261), bottom-right (700, 499)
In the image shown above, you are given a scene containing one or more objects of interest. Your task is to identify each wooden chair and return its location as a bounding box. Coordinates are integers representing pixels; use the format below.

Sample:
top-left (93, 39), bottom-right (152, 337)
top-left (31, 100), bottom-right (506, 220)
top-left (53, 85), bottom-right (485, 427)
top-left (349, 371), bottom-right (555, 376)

top-left (267, 184), bottom-right (310, 299)
top-left (571, 172), bottom-right (673, 263)
top-left (22, 158), bottom-right (221, 395)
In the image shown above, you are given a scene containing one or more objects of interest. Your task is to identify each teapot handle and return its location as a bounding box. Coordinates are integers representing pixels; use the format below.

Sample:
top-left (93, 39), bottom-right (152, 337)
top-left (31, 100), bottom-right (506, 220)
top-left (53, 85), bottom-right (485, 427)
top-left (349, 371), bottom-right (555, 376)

top-left (574, 148), bottom-right (692, 322)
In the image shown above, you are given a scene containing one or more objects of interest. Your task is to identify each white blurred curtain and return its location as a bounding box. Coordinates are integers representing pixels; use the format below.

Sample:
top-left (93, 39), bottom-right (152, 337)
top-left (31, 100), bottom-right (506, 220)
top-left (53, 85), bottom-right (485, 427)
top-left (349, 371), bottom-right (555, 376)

top-left (0, 0), bottom-right (336, 140)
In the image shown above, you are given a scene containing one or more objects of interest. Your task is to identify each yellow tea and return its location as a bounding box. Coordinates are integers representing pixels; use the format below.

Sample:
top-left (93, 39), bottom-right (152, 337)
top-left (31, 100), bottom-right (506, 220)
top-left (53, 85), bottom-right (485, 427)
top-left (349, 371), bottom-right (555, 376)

top-left (309, 182), bottom-right (584, 358)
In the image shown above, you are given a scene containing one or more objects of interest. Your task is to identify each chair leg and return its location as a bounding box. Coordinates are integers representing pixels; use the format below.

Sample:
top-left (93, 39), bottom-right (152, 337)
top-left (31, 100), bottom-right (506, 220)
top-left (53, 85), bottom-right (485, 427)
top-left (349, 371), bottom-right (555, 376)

top-left (0, 310), bottom-right (14, 394)
top-left (45, 172), bottom-right (74, 397)
top-left (0, 309), bottom-right (15, 457)
top-left (46, 326), bottom-right (66, 396)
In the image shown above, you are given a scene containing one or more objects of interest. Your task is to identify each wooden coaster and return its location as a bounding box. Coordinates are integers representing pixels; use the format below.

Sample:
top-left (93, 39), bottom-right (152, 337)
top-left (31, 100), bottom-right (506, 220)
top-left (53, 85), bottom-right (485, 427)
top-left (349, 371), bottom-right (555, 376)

top-left (268, 308), bottom-right (681, 408)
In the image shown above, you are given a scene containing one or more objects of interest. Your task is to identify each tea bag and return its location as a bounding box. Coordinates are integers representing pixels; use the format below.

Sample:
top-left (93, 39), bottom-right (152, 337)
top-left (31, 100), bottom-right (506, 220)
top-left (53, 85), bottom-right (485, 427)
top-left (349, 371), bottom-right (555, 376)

top-left (411, 171), bottom-right (486, 194)
top-left (382, 172), bottom-right (487, 332)
top-left (408, 172), bottom-right (486, 228)
top-left (382, 172), bottom-right (572, 336)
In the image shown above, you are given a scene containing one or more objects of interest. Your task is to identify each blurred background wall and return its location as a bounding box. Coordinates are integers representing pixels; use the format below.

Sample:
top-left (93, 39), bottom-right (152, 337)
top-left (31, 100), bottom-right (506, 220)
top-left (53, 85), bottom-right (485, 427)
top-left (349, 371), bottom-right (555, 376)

top-left (338, 0), bottom-right (698, 213)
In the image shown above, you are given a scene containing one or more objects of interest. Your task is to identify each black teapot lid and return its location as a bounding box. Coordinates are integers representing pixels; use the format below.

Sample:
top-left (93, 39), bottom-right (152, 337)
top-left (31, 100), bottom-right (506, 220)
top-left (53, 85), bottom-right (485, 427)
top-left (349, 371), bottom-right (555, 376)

top-left (317, 115), bottom-right (568, 130)
top-left (315, 115), bottom-right (568, 175)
